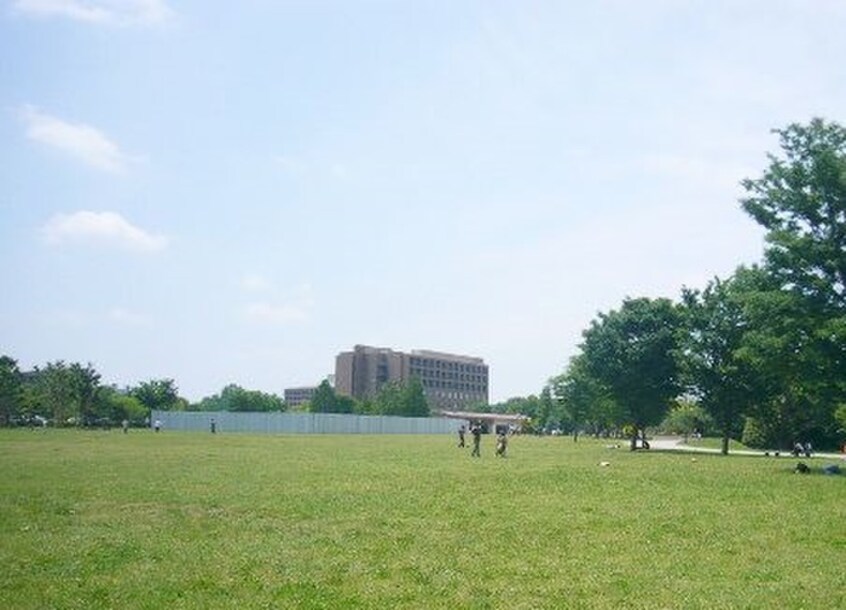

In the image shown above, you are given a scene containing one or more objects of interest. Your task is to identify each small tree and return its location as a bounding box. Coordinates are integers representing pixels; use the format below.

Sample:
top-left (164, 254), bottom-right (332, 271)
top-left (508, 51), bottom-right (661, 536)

top-left (334, 394), bottom-right (356, 414)
top-left (661, 400), bottom-right (712, 442)
top-left (401, 377), bottom-right (429, 417)
top-left (310, 380), bottom-right (338, 413)
top-left (70, 362), bottom-right (101, 423)
top-left (0, 356), bottom-right (23, 426)
top-left (741, 416), bottom-right (769, 449)
top-left (834, 404), bottom-right (846, 448)
top-left (374, 381), bottom-right (404, 415)
top-left (96, 387), bottom-right (146, 424)
top-left (552, 354), bottom-right (614, 441)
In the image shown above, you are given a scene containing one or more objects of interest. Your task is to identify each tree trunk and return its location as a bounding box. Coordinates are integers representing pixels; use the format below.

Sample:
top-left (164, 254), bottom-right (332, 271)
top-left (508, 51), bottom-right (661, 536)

top-left (721, 430), bottom-right (730, 455)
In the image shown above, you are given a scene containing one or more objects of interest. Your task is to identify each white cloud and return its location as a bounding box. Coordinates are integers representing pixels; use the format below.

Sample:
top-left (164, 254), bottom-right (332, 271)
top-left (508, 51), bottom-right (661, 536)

top-left (13, 0), bottom-right (173, 26)
top-left (21, 106), bottom-right (131, 173)
top-left (42, 211), bottom-right (168, 253)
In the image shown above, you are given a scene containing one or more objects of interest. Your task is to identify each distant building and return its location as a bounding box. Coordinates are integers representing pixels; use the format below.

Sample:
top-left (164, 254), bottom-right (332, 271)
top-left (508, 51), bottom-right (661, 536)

top-left (284, 386), bottom-right (317, 408)
top-left (335, 345), bottom-right (488, 410)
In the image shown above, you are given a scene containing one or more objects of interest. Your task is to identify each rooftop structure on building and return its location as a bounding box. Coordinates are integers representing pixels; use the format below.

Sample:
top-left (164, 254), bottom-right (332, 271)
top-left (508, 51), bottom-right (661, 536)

top-left (335, 344), bottom-right (488, 410)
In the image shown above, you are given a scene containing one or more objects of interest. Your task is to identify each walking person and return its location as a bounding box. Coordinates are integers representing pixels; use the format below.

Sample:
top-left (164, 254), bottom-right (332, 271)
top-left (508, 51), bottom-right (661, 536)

top-left (471, 422), bottom-right (482, 457)
top-left (458, 425), bottom-right (466, 448)
top-left (495, 432), bottom-right (508, 458)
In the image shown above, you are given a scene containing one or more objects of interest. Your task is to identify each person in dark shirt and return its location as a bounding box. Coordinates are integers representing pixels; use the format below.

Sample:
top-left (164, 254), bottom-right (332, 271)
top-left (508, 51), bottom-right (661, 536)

top-left (471, 423), bottom-right (482, 457)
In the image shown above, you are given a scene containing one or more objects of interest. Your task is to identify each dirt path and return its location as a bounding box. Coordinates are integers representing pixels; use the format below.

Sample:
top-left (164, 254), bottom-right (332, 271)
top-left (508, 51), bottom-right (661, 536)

top-left (648, 436), bottom-right (845, 460)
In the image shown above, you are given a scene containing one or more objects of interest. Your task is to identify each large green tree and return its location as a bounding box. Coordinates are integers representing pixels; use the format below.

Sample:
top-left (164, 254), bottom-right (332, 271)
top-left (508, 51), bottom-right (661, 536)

top-left (733, 275), bottom-right (836, 448)
top-left (24, 361), bottom-right (104, 425)
top-left (681, 270), bottom-right (760, 454)
top-left (738, 118), bottom-right (846, 448)
top-left (580, 297), bottom-right (683, 450)
top-left (29, 361), bottom-right (80, 424)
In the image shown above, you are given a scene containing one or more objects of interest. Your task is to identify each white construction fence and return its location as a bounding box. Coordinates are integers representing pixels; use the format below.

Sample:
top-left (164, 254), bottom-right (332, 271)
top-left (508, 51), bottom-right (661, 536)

top-left (150, 410), bottom-right (461, 435)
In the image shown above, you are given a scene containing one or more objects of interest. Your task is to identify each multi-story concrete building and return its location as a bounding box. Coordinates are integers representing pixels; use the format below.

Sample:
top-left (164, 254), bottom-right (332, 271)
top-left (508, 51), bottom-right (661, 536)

top-left (335, 345), bottom-right (488, 410)
top-left (283, 386), bottom-right (317, 408)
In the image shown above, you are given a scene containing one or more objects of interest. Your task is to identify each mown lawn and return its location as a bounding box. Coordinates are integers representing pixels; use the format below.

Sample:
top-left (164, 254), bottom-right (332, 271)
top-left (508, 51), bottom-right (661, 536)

top-left (1, 429), bottom-right (843, 609)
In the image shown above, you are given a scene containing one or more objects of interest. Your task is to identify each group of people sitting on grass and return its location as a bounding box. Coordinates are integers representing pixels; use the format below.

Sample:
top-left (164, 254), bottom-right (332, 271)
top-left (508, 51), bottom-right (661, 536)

top-left (792, 441), bottom-right (813, 458)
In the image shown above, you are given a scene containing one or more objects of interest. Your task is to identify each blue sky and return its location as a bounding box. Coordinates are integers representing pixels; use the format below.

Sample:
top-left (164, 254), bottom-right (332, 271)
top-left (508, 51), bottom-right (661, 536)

top-left (2, 1), bottom-right (845, 403)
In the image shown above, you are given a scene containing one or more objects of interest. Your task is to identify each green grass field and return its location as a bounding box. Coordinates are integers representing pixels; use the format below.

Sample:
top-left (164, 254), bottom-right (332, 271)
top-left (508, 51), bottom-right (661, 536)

top-left (1, 430), bottom-right (843, 609)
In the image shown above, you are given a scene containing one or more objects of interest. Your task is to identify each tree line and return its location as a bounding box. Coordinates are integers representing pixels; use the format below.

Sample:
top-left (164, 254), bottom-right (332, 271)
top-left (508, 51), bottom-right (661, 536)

top-left (0, 359), bottom-right (431, 427)
top-left (0, 361), bottom-right (185, 427)
top-left (307, 378), bottom-right (430, 417)
top-left (495, 119), bottom-right (846, 452)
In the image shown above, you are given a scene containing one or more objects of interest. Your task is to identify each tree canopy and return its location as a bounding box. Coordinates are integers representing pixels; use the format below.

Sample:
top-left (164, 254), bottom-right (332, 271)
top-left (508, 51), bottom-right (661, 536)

top-left (309, 378), bottom-right (430, 417)
top-left (579, 297), bottom-right (682, 449)
top-left (554, 118), bottom-right (846, 451)
top-left (196, 384), bottom-right (285, 412)
top-left (130, 379), bottom-right (181, 413)
top-left (741, 118), bottom-right (846, 311)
